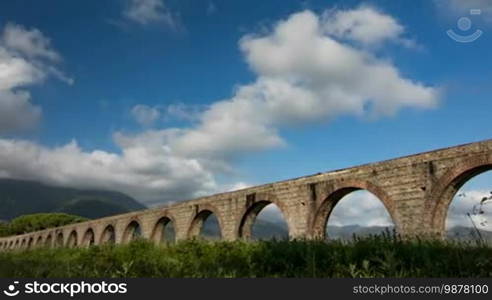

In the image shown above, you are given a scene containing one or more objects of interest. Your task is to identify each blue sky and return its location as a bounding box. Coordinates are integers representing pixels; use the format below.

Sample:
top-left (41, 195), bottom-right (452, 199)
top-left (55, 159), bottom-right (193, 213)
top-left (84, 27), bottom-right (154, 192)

top-left (0, 0), bottom-right (491, 219)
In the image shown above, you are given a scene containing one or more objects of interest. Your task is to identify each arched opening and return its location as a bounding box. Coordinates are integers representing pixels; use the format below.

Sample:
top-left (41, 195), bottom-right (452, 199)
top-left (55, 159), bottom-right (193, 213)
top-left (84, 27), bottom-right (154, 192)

top-left (44, 235), bottom-right (52, 247)
top-left (9, 241), bottom-right (13, 249)
top-left (151, 216), bottom-right (176, 244)
top-left (238, 201), bottom-right (289, 240)
top-left (444, 170), bottom-right (492, 243)
top-left (188, 209), bottom-right (222, 240)
top-left (100, 225), bottom-right (116, 245)
top-left (67, 230), bottom-right (78, 248)
top-left (55, 233), bottom-right (64, 247)
top-left (82, 228), bottom-right (95, 247)
top-left (36, 236), bottom-right (43, 247)
top-left (313, 187), bottom-right (395, 240)
top-left (27, 237), bottom-right (33, 249)
top-left (20, 239), bottom-right (26, 249)
top-left (122, 221), bottom-right (142, 244)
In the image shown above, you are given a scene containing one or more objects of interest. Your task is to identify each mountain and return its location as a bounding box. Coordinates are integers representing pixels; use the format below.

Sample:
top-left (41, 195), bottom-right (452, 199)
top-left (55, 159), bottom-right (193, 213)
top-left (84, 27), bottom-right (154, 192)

top-left (200, 218), bottom-right (289, 240)
top-left (446, 226), bottom-right (492, 243)
top-left (327, 225), bottom-right (395, 240)
top-left (0, 179), bottom-right (146, 220)
top-left (202, 218), bottom-right (492, 243)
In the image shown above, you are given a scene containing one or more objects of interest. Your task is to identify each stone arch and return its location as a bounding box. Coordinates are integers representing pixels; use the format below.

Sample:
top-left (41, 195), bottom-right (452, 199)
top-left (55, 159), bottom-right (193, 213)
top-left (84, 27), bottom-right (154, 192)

top-left (20, 239), bottom-right (26, 249)
top-left (187, 204), bottom-right (224, 239)
top-left (151, 213), bottom-right (176, 244)
top-left (27, 237), bottom-right (34, 249)
top-left (82, 228), bottom-right (95, 247)
top-left (122, 220), bottom-right (143, 244)
top-left (425, 154), bottom-right (492, 236)
top-left (67, 230), bottom-right (78, 248)
top-left (45, 234), bottom-right (53, 247)
top-left (36, 236), bottom-right (43, 247)
top-left (310, 179), bottom-right (397, 239)
top-left (55, 232), bottom-right (64, 247)
top-left (237, 192), bottom-right (291, 239)
top-left (100, 224), bottom-right (116, 244)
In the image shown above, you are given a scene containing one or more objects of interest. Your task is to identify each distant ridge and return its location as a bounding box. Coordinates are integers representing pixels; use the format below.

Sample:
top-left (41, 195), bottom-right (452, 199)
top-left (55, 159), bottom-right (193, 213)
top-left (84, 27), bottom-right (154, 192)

top-left (0, 179), bottom-right (146, 221)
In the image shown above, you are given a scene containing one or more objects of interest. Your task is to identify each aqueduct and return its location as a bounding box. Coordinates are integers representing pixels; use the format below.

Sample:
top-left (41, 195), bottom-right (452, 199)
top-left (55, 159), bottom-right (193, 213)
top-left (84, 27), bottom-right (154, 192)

top-left (1, 139), bottom-right (492, 250)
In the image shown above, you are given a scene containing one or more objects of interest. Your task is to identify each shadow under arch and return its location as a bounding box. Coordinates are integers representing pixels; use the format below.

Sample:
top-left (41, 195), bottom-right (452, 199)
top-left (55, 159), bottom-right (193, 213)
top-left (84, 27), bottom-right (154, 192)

top-left (122, 220), bottom-right (142, 244)
top-left (35, 236), bottom-right (43, 247)
top-left (311, 179), bottom-right (397, 239)
top-left (82, 228), bottom-right (95, 247)
top-left (151, 214), bottom-right (176, 244)
top-left (100, 224), bottom-right (116, 244)
top-left (55, 232), bottom-right (64, 247)
top-left (67, 230), bottom-right (78, 248)
top-left (426, 155), bottom-right (492, 236)
top-left (237, 195), bottom-right (290, 240)
top-left (27, 237), bottom-right (34, 249)
top-left (44, 234), bottom-right (53, 247)
top-left (187, 205), bottom-right (224, 239)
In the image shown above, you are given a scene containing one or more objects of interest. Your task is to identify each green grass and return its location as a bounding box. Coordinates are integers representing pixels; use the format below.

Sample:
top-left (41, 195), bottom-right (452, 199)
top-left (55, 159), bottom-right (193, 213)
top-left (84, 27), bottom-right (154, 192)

top-left (1, 235), bottom-right (491, 277)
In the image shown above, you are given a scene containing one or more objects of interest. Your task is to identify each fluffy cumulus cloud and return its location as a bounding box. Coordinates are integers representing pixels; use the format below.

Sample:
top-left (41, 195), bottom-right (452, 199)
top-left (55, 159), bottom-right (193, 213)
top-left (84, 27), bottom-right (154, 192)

top-left (0, 138), bottom-right (217, 205)
top-left (169, 8), bottom-right (438, 159)
top-left (322, 5), bottom-right (405, 46)
top-left (0, 23), bottom-right (71, 134)
top-left (0, 7), bottom-right (440, 206)
top-left (124, 0), bottom-right (176, 27)
top-left (327, 191), bottom-right (394, 227)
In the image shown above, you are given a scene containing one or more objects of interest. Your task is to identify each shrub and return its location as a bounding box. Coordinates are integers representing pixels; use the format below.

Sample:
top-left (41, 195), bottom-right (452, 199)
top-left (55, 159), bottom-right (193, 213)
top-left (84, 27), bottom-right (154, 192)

top-left (0, 236), bottom-right (491, 277)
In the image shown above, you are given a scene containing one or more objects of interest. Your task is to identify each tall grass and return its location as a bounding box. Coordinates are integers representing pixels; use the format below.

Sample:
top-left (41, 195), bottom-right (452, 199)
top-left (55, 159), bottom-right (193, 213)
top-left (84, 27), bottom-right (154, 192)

top-left (0, 235), bottom-right (491, 277)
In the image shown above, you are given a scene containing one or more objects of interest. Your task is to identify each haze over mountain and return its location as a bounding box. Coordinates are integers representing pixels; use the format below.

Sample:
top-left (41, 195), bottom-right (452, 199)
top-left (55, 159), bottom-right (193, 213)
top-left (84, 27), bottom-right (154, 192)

top-left (202, 219), bottom-right (492, 243)
top-left (0, 179), bottom-right (146, 221)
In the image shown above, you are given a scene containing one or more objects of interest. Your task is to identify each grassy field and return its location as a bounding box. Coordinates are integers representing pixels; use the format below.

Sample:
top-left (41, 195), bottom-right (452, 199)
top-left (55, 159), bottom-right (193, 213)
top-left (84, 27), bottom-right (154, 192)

top-left (0, 235), bottom-right (491, 277)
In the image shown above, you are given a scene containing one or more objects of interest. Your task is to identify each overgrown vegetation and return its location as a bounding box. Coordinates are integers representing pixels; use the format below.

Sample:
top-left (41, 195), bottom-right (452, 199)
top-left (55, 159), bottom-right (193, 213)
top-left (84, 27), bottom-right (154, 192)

top-left (0, 213), bottom-right (88, 237)
top-left (1, 235), bottom-right (491, 277)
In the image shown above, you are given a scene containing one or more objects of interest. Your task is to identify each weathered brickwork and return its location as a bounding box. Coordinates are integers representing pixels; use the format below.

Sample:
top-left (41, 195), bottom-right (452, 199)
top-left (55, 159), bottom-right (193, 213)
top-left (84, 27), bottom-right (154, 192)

top-left (1, 139), bottom-right (492, 250)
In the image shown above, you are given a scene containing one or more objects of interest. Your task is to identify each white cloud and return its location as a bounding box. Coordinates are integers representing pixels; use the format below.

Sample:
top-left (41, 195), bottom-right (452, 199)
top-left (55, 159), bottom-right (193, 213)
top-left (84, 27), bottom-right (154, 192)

top-left (223, 181), bottom-right (251, 192)
top-left (0, 91), bottom-right (41, 133)
top-left (131, 104), bottom-right (161, 126)
top-left (170, 9), bottom-right (438, 159)
top-left (124, 0), bottom-right (176, 27)
top-left (322, 5), bottom-right (406, 46)
top-left (257, 203), bottom-right (288, 224)
top-left (0, 7), bottom-right (439, 206)
top-left (165, 103), bottom-right (203, 122)
top-left (0, 23), bottom-right (71, 134)
top-left (0, 138), bottom-right (217, 206)
top-left (327, 190), bottom-right (394, 227)
top-left (1, 23), bottom-right (61, 61)
top-left (446, 189), bottom-right (492, 230)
